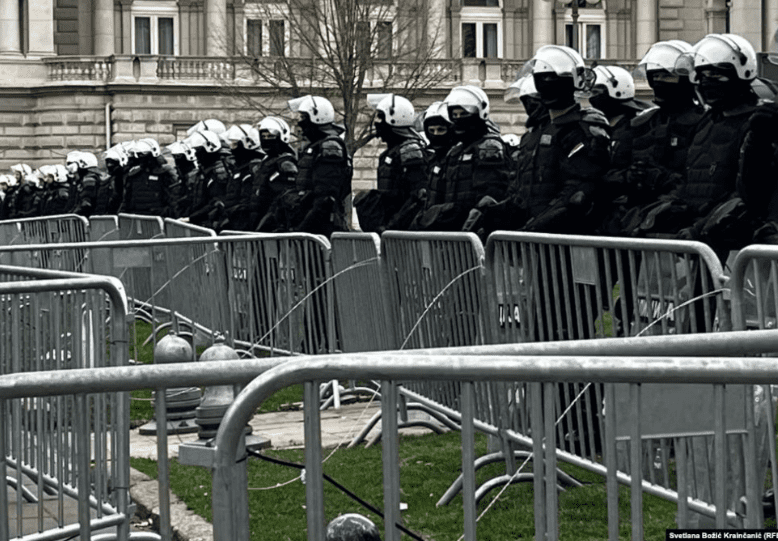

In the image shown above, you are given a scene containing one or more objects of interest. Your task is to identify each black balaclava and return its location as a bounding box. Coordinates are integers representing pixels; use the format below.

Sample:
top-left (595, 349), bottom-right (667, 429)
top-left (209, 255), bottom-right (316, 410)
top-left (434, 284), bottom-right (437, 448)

top-left (520, 95), bottom-right (549, 129)
top-left (533, 72), bottom-right (577, 111)
top-left (647, 70), bottom-right (697, 111)
top-left (448, 107), bottom-right (487, 145)
top-left (696, 65), bottom-right (755, 110)
top-left (588, 87), bottom-right (626, 120)
top-left (424, 120), bottom-right (453, 152)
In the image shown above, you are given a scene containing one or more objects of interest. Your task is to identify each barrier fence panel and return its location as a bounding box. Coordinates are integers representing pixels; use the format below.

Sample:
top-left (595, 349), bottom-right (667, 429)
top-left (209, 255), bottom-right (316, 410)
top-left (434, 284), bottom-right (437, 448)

top-left (0, 215), bottom-right (90, 271)
top-left (162, 218), bottom-right (217, 239)
top-left (330, 232), bottom-right (396, 353)
top-left (482, 232), bottom-right (737, 525)
top-left (222, 233), bottom-right (337, 357)
top-left (211, 330), bottom-right (778, 541)
top-left (0, 266), bottom-right (131, 541)
top-left (727, 245), bottom-right (778, 526)
top-left (117, 214), bottom-right (169, 321)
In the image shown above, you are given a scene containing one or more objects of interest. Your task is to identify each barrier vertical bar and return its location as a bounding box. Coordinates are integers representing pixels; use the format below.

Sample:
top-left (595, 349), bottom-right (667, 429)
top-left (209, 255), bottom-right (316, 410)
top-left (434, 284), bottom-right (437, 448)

top-left (304, 382), bottom-right (325, 541)
top-left (630, 383), bottom-right (643, 541)
top-left (530, 382), bottom-right (546, 540)
top-left (714, 384), bottom-right (726, 529)
top-left (461, 381), bottom-right (476, 541)
top-left (675, 437), bottom-right (689, 527)
top-left (76, 393), bottom-right (92, 540)
top-left (544, 382), bottom-right (558, 538)
top-left (605, 384), bottom-right (619, 541)
top-left (0, 399), bottom-right (8, 541)
top-left (156, 388), bottom-right (172, 540)
top-left (382, 380), bottom-right (401, 541)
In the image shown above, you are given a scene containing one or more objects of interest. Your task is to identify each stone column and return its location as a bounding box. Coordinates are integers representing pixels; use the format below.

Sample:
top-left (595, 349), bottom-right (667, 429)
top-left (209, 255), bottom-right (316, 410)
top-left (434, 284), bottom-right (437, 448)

top-left (729, 0), bottom-right (761, 53)
top-left (705, 0), bottom-right (728, 35)
top-left (119, 0), bottom-right (133, 55)
top-left (764, 0), bottom-right (778, 51)
top-left (28, 0), bottom-right (55, 56)
top-left (207, 0), bottom-right (227, 56)
top-left (531, 0), bottom-right (554, 54)
top-left (428, 0), bottom-right (447, 58)
top-left (0, 0), bottom-right (22, 55)
top-left (636, 0), bottom-right (657, 59)
top-left (94, 0), bottom-right (115, 56)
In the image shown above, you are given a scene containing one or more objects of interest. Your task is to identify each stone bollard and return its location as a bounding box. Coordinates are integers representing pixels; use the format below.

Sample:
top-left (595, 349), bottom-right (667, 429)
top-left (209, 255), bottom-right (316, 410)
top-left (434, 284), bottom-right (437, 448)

top-left (195, 339), bottom-right (253, 439)
top-left (139, 333), bottom-right (201, 435)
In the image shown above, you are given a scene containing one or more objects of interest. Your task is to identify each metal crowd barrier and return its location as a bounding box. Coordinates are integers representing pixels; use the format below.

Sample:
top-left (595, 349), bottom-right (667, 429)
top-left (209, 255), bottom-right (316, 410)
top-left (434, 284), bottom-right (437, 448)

top-left (0, 266), bottom-right (132, 541)
top-left (210, 329), bottom-right (778, 541)
top-left (0, 215), bottom-right (90, 271)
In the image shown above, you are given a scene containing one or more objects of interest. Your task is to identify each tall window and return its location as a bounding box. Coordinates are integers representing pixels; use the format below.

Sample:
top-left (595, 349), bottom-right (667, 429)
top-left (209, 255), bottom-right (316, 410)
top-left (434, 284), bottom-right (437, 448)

top-left (247, 19), bottom-right (262, 57)
top-left (461, 20), bottom-right (501, 58)
top-left (269, 20), bottom-right (285, 56)
top-left (460, 0), bottom-right (502, 59)
top-left (564, 0), bottom-right (605, 59)
top-left (132, 1), bottom-right (178, 55)
top-left (376, 21), bottom-right (392, 58)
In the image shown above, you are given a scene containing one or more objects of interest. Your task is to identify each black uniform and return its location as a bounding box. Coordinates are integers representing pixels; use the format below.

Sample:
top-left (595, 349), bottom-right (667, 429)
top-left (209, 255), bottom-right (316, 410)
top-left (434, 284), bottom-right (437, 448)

top-left (120, 155), bottom-right (179, 217)
top-left (252, 145), bottom-right (298, 232)
top-left (356, 134), bottom-right (429, 233)
top-left (510, 104), bottom-right (611, 233)
top-left (39, 181), bottom-right (73, 217)
top-left (71, 167), bottom-right (102, 217)
top-left (223, 147), bottom-right (264, 231)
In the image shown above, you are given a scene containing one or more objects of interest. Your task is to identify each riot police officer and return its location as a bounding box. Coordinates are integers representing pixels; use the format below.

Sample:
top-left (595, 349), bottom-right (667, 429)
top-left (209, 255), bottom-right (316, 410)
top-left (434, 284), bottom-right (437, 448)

top-left (602, 40), bottom-right (705, 236)
top-left (286, 95), bottom-right (352, 237)
top-left (412, 85), bottom-right (511, 231)
top-left (69, 151), bottom-right (103, 217)
top-left (504, 45), bottom-right (611, 234)
top-left (119, 139), bottom-right (179, 217)
top-left (253, 116), bottom-right (298, 232)
top-left (39, 164), bottom-right (73, 216)
top-left (222, 124), bottom-right (264, 230)
top-left (166, 140), bottom-right (199, 219)
top-left (355, 93), bottom-right (429, 233)
top-left (186, 130), bottom-right (230, 229)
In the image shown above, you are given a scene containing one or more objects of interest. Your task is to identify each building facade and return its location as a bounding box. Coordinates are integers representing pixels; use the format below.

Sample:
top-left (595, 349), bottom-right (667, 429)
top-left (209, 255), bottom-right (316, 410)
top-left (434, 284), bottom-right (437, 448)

top-left (0, 0), bottom-right (776, 189)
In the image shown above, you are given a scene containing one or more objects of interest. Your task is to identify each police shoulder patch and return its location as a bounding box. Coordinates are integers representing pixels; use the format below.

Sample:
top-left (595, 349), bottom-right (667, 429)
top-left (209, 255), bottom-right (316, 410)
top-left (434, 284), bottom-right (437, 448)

top-left (279, 160), bottom-right (298, 174)
top-left (399, 142), bottom-right (425, 165)
top-left (580, 106), bottom-right (610, 128)
top-left (476, 136), bottom-right (505, 162)
top-left (320, 139), bottom-right (346, 161)
top-left (630, 106), bottom-right (660, 128)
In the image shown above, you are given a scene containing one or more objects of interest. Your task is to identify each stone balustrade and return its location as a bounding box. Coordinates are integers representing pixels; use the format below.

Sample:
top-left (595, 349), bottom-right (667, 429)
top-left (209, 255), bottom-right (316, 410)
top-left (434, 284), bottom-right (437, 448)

top-left (40, 55), bottom-right (638, 88)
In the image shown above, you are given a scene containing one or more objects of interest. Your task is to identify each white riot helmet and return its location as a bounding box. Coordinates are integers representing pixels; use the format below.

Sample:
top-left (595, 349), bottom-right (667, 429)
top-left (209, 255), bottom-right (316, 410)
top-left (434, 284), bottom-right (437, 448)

top-left (444, 85), bottom-right (490, 120)
top-left (676, 33), bottom-right (758, 83)
top-left (128, 140), bottom-right (156, 159)
top-left (166, 141), bottom-right (188, 158)
top-left (78, 151), bottom-right (98, 168)
top-left (504, 74), bottom-right (539, 104)
top-left (138, 138), bottom-right (161, 158)
top-left (38, 165), bottom-right (57, 183)
top-left (288, 95), bottom-right (335, 125)
top-left (11, 163), bottom-right (32, 176)
top-left (186, 130), bottom-right (222, 153)
top-left (423, 101), bottom-right (450, 126)
top-left (105, 145), bottom-right (129, 167)
top-left (520, 44), bottom-right (594, 91)
top-left (187, 119), bottom-right (227, 137)
top-left (0, 174), bottom-right (11, 189)
top-left (634, 40), bottom-right (693, 80)
top-left (53, 164), bottom-right (69, 183)
top-left (224, 124), bottom-right (249, 148)
top-left (66, 151), bottom-right (84, 173)
top-left (592, 65), bottom-right (636, 100)
top-left (258, 117), bottom-right (292, 143)
top-left (367, 93), bottom-right (416, 127)
top-left (501, 133), bottom-right (521, 147)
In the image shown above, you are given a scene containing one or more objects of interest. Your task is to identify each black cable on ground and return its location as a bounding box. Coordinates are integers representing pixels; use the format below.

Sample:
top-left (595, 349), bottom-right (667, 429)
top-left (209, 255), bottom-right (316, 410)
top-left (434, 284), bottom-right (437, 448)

top-left (248, 449), bottom-right (426, 541)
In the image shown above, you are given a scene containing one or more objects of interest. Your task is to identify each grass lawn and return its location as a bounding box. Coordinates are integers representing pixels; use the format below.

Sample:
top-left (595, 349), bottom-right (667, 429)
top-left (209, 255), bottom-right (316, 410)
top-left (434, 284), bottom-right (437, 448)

top-left (131, 429), bottom-right (678, 540)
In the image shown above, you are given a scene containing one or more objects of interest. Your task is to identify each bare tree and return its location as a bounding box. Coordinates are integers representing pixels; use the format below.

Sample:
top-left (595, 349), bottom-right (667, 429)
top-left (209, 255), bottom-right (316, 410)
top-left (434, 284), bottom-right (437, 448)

top-left (223, 0), bottom-right (454, 153)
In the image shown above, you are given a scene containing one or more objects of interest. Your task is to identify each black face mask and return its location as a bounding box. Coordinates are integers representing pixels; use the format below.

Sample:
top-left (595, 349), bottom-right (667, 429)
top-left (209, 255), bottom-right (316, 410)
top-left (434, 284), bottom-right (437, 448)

top-left (533, 74), bottom-right (576, 110)
top-left (450, 112), bottom-right (485, 144)
top-left (425, 124), bottom-right (453, 150)
top-left (521, 96), bottom-right (548, 128)
top-left (297, 117), bottom-right (318, 142)
top-left (374, 121), bottom-right (395, 144)
top-left (588, 93), bottom-right (623, 120)
top-left (697, 78), bottom-right (746, 109)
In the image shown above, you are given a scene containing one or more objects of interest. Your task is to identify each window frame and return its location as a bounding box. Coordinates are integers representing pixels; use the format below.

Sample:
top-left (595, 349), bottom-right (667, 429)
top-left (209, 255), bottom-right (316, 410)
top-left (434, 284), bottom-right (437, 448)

top-left (460, 7), bottom-right (503, 59)
top-left (563, 4), bottom-right (606, 60)
top-left (131, 0), bottom-right (179, 56)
